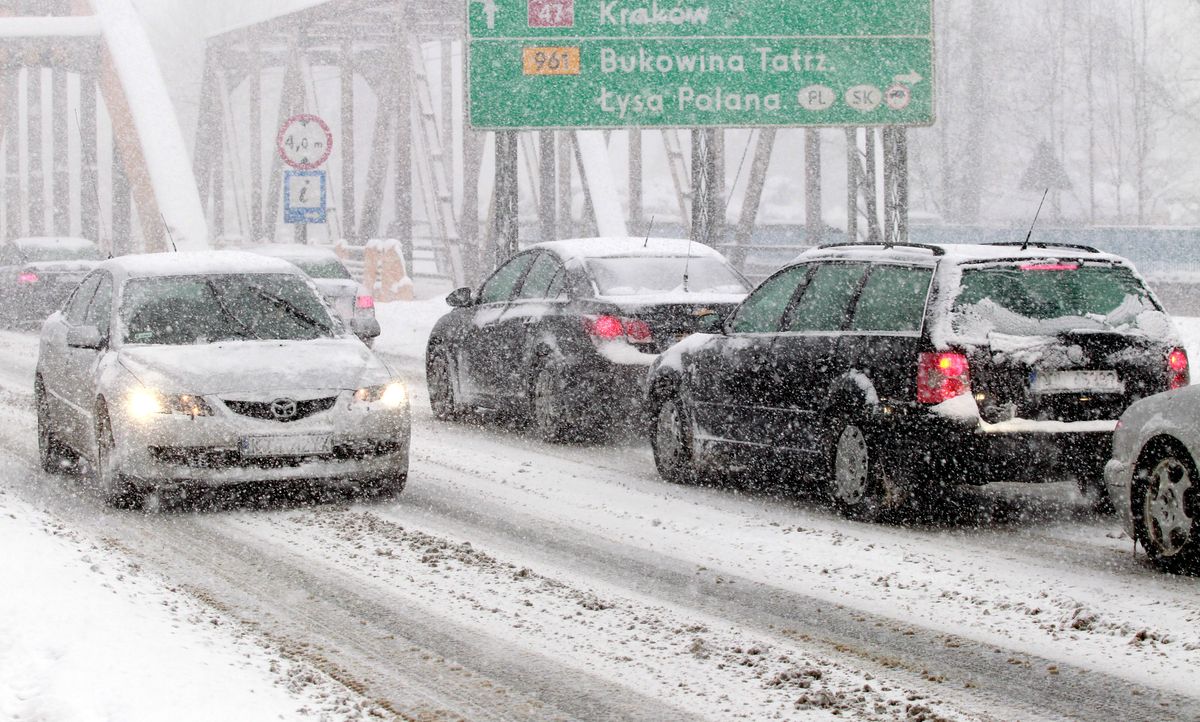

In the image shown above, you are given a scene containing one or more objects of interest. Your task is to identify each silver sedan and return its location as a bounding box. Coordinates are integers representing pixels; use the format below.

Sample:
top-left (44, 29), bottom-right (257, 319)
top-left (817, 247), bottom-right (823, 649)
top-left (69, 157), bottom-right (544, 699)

top-left (35, 251), bottom-right (410, 508)
top-left (1106, 377), bottom-right (1199, 572)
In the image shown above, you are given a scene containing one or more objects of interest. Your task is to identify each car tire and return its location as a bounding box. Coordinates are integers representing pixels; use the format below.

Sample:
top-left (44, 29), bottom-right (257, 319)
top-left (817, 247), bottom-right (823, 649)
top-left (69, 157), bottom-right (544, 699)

top-left (828, 419), bottom-right (909, 523)
top-left (1133, 441), bottom-right (1200, 573)
top-left (36, 378), bottom-right (73, 474)
top-left (530, 364), bottom-right (576, 443)
top-left (651, 393), bottom-right (702, 485)
top-left (427, 349), bottom-right (462, 421)
top-left (95, 407), bottom-right (142, 510)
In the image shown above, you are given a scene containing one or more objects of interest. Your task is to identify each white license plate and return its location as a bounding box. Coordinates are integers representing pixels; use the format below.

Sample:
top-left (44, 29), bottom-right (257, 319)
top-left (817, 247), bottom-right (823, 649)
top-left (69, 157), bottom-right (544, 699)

top-left (240, 434), bottom-right (332, 458)
top-left (1030, 370), bottom-right (1124, 394)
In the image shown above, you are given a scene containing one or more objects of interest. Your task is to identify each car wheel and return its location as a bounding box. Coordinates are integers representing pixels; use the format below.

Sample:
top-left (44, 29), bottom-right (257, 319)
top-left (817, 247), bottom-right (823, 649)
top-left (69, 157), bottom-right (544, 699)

top-left (36, 378), bottom-right (73, 474)
top-left (427, 350), bottom-right (461, 421)
top-left (1134, 442), bottom-right (1199, 572)
top-left (95, 409), bottom-right (141, 510)
top-left (530, 364), bottom-right (576, 442)
top-left (652, 394), bottom-right (701, 484)
top-left (829, 420), bottom-right (908, 522)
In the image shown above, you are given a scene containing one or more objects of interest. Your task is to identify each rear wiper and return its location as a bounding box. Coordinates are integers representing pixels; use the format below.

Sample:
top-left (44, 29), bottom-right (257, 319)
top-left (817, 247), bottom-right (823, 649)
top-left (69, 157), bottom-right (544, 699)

top-left (249, 285), bottom-right (331, 334)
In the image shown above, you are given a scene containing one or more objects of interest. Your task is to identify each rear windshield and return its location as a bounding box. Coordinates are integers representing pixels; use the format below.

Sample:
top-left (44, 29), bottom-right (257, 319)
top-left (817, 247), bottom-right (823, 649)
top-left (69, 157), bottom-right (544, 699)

top-left (586, 257), bottom-right (748, 297)
top-left (21, 244), bottom-right (101, 262)
top-left (120, 273), bottom-right (336, 345)
top-left (951, 263), bottom-right (1163, 339)
top-left (291, 259), bottom-right (352, 280)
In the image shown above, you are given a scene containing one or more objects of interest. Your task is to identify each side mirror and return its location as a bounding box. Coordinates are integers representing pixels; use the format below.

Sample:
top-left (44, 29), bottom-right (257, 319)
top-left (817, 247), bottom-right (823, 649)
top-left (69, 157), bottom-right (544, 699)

top-left (350, 317), bottom-right (381, 341)
top-left (446, 287), bottom-right (474, 308)
top-left (67, 325), bottom-right (104, 350)
top-left (696, 312), bottom-right (726, 335)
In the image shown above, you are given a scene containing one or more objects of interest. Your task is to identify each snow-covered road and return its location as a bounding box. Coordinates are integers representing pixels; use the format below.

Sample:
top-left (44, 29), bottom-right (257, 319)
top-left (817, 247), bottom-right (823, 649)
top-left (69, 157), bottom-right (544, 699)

top-left (1, 326), bottom-right (1198, 721)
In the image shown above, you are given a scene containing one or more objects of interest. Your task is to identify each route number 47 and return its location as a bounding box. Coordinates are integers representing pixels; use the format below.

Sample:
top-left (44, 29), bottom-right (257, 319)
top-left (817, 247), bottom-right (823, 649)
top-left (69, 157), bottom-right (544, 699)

top-left (528, 0), bottom-right (574, 28)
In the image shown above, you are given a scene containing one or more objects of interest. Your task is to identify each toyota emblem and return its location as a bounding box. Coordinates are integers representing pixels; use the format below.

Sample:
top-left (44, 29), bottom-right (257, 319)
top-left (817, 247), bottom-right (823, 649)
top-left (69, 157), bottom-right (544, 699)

top-left (270, 398), bottom-right (299, 421)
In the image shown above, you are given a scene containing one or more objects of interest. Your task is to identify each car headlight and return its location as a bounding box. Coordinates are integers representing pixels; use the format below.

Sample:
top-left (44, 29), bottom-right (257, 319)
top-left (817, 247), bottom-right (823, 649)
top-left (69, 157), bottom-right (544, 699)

top-left (126, 389), bottom-right (213, 420)
top-left (354, 382), bottom-right (408, 409)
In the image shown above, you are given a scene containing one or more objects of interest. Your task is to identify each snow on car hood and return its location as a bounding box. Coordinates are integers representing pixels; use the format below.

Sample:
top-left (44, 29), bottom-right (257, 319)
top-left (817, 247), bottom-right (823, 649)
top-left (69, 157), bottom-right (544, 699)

top-left (117, 338), bottom-right (391, 395)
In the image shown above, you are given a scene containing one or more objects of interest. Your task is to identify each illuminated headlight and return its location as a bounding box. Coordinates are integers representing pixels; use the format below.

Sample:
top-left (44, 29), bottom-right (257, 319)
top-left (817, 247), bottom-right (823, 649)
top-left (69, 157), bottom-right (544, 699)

top-left (126, 389), bottom-right (213, 420)
top-left (354, 382), bottom-right (408, 409)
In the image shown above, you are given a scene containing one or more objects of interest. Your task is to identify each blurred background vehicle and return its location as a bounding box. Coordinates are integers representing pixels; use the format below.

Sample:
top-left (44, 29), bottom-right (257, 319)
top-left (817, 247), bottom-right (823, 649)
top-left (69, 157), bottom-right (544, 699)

top-left (0, 237), bottom-right (101, 328)
top-left (426, 237), bottom-right (751, 441)
top-left (246, 244), bottom-right (378, 340)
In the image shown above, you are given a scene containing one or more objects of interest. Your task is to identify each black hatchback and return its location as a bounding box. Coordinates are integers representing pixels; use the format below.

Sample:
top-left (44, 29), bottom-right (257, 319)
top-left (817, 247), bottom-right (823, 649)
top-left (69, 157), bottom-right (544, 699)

top-left (644, 241), bottom-right (1188, 519)
top-left (426, 238), bottom-right (750, 440)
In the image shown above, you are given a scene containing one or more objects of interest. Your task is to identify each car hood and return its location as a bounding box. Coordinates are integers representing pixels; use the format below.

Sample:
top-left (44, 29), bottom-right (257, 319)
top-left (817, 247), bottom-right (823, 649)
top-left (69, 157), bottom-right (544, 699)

top-left (117, 337), bottom-right (391, 395)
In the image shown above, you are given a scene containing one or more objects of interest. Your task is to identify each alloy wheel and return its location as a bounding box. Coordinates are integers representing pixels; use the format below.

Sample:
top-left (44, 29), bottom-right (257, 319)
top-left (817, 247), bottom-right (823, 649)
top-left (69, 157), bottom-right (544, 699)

top-left (1142, 456), bottom-right (1195, 558)
top-left (834, 425), bottom-right (870, 506)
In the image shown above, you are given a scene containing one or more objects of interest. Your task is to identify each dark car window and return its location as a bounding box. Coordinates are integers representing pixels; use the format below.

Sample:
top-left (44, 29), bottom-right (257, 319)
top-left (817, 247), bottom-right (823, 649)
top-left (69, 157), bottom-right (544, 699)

top-left (729, 265), bottom-right (809, 334)
top-left (786, 263), bottom-right (867, 332)
top-left (516, 253), bottom-right (564, 299)
top-left (64, 273), bottom-right (101, 326)
top-left (120, 273), bottom-right (335, 345)
top-left (850, 265), bottom-right (933, 333)
top-left (585, 256), bottom-right (748, 297)
top-left (84, 274), bottom-right (114, 339)
top-left (478, 253), bottom-right (536, 305)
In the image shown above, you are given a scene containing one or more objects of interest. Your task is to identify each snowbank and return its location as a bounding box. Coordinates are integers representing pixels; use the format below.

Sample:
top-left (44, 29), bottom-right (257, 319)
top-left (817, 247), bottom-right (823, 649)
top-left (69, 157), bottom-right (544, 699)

top-left (0, 486), bottom-right (375, 722)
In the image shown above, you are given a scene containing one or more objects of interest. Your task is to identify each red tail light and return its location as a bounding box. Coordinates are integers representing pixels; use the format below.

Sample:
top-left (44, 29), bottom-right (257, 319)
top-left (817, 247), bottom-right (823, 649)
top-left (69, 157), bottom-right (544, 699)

top-left (17, 272), bottom-right (38, 284)
top-left (583, 315), bottom-right (653, 344)
top-left (1168, 348), bottom-right (1190, 390)
top-left (624, 319), bottom-right (653, 344)
top-left (355, 294), bottom-right (375, 310)
top-left (918, 352), bottom-right (971, 404)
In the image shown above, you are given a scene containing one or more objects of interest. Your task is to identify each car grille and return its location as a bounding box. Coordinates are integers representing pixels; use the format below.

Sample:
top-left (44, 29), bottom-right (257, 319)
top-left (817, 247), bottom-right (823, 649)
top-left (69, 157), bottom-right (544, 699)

top-left (149, 440), bottom-right (404, 469)
top-left (223, 396), bottom-right (338, 422)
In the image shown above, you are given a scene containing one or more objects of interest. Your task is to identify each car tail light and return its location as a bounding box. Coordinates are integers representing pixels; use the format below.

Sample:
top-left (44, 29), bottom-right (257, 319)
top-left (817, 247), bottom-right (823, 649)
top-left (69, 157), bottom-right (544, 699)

top-left (1168, 348), bottom-right (1190, 389)
top-left (17, 272), bottom-right (38, 284)
top-left (355, 294), bottom-right (375, 310)
top-left (583, 315), bottom-right (653, 344)
top-left (624, 319), bottom-right (653, 344)
top-left (917, 352), bottom-right (971, 404)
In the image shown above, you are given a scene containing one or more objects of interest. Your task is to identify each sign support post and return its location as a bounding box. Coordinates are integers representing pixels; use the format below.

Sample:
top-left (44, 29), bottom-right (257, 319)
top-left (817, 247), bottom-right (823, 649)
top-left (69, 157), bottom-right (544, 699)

top-left (494, 130), bottom-right (520, 263)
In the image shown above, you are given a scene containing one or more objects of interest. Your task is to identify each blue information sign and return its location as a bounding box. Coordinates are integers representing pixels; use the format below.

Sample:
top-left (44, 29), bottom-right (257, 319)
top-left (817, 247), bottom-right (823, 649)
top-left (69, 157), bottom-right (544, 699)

top-left (283, 170), bottom-right (327, 224)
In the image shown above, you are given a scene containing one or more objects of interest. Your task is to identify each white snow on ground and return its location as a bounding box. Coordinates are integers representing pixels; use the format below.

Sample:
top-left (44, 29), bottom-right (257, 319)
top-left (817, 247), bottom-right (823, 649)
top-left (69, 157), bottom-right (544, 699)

top-left (373, 294), bottom-right (449, 364)
top-left (0, 476), bottom-right (385, 722)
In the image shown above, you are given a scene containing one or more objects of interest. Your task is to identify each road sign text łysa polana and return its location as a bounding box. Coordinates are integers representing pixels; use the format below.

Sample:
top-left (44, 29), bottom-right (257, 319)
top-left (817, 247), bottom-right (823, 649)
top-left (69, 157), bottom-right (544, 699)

top-left (468, 0), bottom-right (934, 129)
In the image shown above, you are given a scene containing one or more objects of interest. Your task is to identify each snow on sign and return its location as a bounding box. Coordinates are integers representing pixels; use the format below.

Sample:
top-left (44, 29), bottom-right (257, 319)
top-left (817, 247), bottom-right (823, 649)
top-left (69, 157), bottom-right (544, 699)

top-left (277, 114), bottom-right (333, 170)
top-left (467, 0), bottom-right (934, 129)
top-left (283, 170), bottom-right (327, 224)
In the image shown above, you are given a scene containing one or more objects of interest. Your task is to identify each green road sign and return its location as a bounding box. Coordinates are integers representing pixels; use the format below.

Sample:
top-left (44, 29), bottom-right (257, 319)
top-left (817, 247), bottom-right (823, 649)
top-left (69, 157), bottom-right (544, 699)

top-left (468, 0), bottom-right (934, 129)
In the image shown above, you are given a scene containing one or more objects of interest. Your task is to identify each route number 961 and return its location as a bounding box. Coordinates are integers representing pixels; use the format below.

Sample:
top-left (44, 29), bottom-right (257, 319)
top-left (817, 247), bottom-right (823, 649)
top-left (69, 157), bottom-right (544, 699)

top-left (523, 47), bottom-right (581, 76)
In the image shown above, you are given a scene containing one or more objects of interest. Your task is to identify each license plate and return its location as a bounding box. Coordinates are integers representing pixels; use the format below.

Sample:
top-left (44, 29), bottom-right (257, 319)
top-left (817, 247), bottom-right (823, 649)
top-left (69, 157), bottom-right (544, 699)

top-left (1030, 370), bottom-right (1124, 394)
top-left (240, 434), bottom-right (332, 458)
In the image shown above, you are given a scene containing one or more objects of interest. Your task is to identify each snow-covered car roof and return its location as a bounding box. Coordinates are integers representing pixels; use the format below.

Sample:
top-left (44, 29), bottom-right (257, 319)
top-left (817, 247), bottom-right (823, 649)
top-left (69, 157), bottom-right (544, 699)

top-left (99, 251), bottom-right (302, 281)
top-left (534, 237), bottom-right (726, 263)
top-left (9, 236), bottom-right (98, 252)
top-left (797, 242), bottom-right (1130, 267)
top-left (243, 244), bottom-right (342, 264)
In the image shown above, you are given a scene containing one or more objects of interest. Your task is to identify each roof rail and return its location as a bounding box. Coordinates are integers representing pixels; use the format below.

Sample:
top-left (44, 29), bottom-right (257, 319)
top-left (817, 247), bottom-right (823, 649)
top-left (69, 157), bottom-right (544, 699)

top-left (815, 242), bottom-right (946, 257)
top-left (989, 241), bottom-right (1101, 254)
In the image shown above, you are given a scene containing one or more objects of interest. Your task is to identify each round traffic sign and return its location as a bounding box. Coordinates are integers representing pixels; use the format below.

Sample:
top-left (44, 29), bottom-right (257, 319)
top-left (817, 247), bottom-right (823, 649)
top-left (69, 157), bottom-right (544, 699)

top-left (277, 114), bottom-right (333, 170)
top-left (885, 84), bottom-right (912, 111)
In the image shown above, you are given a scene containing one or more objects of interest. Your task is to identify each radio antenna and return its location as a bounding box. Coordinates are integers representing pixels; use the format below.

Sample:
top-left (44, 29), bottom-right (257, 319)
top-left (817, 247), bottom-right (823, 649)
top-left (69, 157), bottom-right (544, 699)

top-left (161, 214), bottom-right (178, 253)
top-left (682, 239), bottom-right (693, 293)
top-left (643, 215), bottom-right (656, 248)
top-left (1021, 189), bottom-right (1049, 251)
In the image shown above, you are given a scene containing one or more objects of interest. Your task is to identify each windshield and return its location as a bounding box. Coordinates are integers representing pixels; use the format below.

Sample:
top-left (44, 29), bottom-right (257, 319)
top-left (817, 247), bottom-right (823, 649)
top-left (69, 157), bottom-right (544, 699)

top-left (586, 257), bottom-right (748, 297)
top-left (291, 258), bottom-right (352, 280)
top-left (22, 244), bottom-right (101, 262)
top-left (951, 263), bottom-right (1163, 339)
top-left (120, 273), bottom-right (337, 345)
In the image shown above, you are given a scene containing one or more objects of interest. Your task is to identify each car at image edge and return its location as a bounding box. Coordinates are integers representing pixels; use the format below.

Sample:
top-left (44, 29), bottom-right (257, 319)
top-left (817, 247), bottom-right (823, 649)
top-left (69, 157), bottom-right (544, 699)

top-left (0, 236), bottom-right (102, 328)
top-left (35, 250), bottom-right (409, 508)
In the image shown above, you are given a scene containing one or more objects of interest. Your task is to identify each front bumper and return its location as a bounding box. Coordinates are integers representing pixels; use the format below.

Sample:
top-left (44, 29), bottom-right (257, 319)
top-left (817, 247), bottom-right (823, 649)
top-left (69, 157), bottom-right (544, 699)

top-left (111, 395), bottom-right (410, 489)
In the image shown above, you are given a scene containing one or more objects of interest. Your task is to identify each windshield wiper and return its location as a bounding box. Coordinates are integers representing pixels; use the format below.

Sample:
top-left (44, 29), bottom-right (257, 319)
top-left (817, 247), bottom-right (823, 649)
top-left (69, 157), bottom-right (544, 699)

top-left (248, 285), bottom-right (332, 335)
top-left (206, 280), bottom-right (261, 340)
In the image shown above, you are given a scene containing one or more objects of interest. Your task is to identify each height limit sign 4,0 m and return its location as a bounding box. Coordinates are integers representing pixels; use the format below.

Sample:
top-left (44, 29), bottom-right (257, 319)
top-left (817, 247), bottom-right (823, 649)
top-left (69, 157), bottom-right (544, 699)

top-left (467, 0), bottom-right (934, 129)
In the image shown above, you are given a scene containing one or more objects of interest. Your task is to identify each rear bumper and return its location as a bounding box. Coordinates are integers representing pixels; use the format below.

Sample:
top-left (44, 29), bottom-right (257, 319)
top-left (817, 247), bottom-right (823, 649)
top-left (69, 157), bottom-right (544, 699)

top-left (890, 414), bottom-right (1114, 485)
top-left (560, 348), bottom-right (654, 422)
